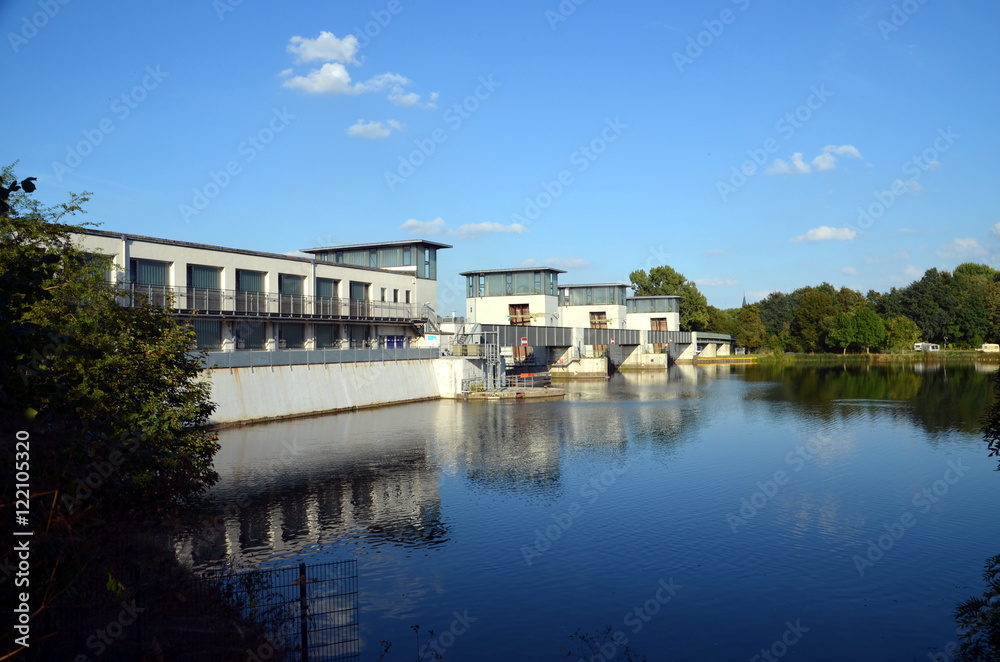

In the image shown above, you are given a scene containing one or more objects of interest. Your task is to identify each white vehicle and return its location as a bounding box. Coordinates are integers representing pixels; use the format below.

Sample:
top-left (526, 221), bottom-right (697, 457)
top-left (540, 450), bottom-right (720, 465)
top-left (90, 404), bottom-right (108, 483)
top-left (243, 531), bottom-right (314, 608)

top-left (977, 343), bottom-right (1000, 353)
top-left (913, 342), bottom-right (940, 352)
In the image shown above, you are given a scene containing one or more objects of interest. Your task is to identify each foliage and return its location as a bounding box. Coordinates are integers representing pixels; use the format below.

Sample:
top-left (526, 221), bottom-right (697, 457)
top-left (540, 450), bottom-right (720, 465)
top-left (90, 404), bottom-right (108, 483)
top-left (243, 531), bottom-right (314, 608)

top-left (954, 554), bottom-right (1000, 661)
top-left (0, 168), bottom-right (220, 657)
top-left (829, 307), bottom-right (887, 354)
top-left (629, 265), bottom-right (709, 331)
top-left (735, 304), bottom-right (767, 350)
top-left (706, 305), bottom-right (738, 337)
top-left (791, 288), bottom-right (837, 352)
top-left (885, 315), bottom-right (922, 350)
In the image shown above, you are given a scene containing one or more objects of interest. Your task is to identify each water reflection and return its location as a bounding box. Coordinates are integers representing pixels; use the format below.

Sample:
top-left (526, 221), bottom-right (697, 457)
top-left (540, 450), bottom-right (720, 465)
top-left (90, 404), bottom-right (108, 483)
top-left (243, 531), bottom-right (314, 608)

top-left (175, 361), bottom-right (999, 661)
top-left (741, 362), bottom-right (995, 434)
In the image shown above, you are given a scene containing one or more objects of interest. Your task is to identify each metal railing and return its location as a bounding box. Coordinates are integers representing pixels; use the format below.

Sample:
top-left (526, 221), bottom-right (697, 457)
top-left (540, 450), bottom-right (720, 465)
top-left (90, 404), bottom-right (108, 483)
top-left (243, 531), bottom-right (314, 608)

top-left (199, 347), bottom-right (439, 368)
top-left (117, 283), bottom-right (421, 321)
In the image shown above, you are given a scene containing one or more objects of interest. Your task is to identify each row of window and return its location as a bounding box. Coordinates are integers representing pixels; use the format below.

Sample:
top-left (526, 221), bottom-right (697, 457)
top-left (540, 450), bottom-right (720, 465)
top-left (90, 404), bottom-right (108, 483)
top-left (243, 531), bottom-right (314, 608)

top-left (189, 320), bottom-right (408, 350)
top-left (559, 286), bottom-right (627, 306)
top-left (314, 245), bottom-right (438, 279)
top-left (128, 259), bottom-right (412, 302)
top-left (466, 271), bottom-right (560, 298)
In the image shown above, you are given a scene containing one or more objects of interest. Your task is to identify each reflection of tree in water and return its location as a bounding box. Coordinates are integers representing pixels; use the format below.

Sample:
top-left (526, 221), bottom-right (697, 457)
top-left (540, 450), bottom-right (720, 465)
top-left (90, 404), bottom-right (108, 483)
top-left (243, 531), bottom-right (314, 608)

top-left (742, 363), bottom-right (994, 435)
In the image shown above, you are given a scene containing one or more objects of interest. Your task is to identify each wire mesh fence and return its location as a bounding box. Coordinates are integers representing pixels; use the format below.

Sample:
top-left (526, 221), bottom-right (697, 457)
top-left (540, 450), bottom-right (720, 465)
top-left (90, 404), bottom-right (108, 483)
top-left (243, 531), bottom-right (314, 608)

top-left (40, 559), bottom-right (359, 661)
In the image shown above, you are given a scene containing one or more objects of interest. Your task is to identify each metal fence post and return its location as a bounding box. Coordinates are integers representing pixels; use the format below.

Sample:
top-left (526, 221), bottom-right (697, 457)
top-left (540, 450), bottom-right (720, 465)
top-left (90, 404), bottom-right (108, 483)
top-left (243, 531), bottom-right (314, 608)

top-left (299, 562), bottom-right (309, 662)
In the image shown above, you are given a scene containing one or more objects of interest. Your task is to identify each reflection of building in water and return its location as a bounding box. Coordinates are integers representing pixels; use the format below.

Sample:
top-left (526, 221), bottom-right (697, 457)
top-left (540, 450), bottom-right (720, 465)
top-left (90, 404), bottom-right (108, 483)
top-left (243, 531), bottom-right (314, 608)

top-left (175, 418), bottom-right (448, 567)
top-left (458, 403), bottom-right (563, 493)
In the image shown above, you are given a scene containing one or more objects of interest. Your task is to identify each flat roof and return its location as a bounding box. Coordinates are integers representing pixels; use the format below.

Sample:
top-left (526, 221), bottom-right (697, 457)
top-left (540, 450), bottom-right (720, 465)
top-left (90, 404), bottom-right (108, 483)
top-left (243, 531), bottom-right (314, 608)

top-left (627, 295), bottom-right (683, 299)
top-left (302, 239), bottom-right (453, 253)
top-left (75, 228), bottom-right (428, 276)
top-left (459, 267), bottom-right (566, 276)
top-left (560, 282), bottom-right (631, 288)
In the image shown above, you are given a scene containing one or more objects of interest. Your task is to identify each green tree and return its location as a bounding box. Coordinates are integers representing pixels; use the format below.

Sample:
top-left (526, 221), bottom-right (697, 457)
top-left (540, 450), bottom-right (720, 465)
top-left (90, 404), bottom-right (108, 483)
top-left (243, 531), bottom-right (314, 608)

top-left (629, 265), bottom-right (709, 331)
top-left (1, 166), bottom-right (219, 510)
top-left (734, 305), bottom-right (767, 351)
top-left (706, 306), bottom-right (738, 336)
top-left (885, 315), bottom-right (921, 350)
top-left (791, 288), bottom-right (837, 352)
top-left (850, 307), bottom-right (887, 353)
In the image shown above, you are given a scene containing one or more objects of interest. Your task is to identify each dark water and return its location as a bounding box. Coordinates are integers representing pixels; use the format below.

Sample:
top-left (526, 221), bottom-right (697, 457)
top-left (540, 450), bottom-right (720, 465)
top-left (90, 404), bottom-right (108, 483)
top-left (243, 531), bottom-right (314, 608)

top-left (184, 362), bottom-right (1000, 661)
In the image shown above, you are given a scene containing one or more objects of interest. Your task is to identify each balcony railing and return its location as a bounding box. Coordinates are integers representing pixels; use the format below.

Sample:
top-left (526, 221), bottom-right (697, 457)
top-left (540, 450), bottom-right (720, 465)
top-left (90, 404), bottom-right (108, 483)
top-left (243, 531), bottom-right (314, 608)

top-left (117, 284), bottom-right (420, 321)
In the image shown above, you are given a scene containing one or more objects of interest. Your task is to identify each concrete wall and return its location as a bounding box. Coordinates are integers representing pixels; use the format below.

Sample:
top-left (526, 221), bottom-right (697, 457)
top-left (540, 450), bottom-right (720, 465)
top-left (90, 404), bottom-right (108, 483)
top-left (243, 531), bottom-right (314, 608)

top-left (203, 359), bottom-right (442, 426)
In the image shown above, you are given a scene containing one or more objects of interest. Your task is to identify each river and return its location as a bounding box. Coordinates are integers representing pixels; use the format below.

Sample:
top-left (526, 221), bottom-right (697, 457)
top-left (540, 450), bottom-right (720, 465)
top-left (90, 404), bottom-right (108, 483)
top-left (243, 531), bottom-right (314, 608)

top-left (182, 361), bottom-right (1000, 661)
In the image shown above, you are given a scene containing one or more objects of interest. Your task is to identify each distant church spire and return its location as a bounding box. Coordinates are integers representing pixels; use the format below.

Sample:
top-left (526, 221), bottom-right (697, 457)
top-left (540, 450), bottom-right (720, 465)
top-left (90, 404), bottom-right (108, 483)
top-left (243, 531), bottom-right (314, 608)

top-left (742, 292), bottom-right (748, 308)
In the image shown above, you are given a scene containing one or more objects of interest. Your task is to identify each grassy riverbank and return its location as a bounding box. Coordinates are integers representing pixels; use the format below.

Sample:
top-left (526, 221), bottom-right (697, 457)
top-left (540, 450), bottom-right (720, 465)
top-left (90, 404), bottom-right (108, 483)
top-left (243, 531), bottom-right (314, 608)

top-left (751, 349), bottom-right (1000, 365)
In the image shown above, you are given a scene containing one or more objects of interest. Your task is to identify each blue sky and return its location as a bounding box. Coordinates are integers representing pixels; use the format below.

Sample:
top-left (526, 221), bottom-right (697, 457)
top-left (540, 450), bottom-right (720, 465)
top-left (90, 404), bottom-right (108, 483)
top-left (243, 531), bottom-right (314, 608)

top-left (3, 0), bottom-right (998, 309)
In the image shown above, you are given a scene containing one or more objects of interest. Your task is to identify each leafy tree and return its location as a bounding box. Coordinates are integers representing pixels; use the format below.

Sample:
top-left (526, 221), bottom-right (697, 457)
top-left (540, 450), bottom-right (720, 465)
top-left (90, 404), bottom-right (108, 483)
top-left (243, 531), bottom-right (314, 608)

top-left (954, 554), bottom-right (1000, 661)
top-left (792, 288), bottom-right (837, 352)
top-left (898, 268), bottom-right (955, 342)
top-left (1, 169), bottom-right (221, 656)
top-left (836, 286), bottom-right (867, 314)
top-left (850, 307), bottom-right (887, 353)
top-left (885, 315), bottom-right (921, 350)
top-left (629, 265), bottom-right (709, 331)
top-left (734, 305), bottom-right (767, 351)
top-left (706, 306), bottom-right (738, 336)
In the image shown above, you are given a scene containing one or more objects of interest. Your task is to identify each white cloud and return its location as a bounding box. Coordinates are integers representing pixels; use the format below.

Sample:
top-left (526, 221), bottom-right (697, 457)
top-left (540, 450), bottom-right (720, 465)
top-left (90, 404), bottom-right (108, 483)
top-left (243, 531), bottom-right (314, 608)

top-left (287, 32), bottom-right (359, 64)
top-left (694, 278), bottom-right (739, 287)
top-left (766, 152), bottom-right (811, 174)
top-left (768, 144), bottom-right (864, 175)
top-left (791, 226), bottom-right (858, 242)
top-left (838, 266), bottom-right (858, 276)
top-left (400, 218), bottom-right (447, 235)
top-left (991, 223), bottom-right (1000, 238)
top-left (400, 218), bottom-right (528, 239)
top-left (822, 144), bottom-right (863, 159)
top-left (282, 64), bottom-right (409, 95)
top-left (891, 178), bottom-right (923, 194)
top-left (812, 152), bottom-right (837, 172)
top-left (936, 238), bottom-right (987, 259)
top-left (346, 119), bottom-right (402, 139)
top-left (902, 265), bottom-right (923, 278)
top-left (389, 87), bottom-right (438, 108)
top-left (520, 257), bottom-right (590, 270)
top-left (701, 248), bottom-right (729, 256)
top-left (454, 222), bottom-right (528, 239)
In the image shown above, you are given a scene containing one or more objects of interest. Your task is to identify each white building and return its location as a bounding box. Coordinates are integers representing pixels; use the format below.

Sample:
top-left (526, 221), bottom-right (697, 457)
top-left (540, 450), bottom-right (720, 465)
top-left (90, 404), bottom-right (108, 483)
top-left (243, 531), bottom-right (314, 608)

top-left (72, 228), bottom-right (450, 351)
top-left (461, 267), bottom-right (564, 327)
top-left (557, 283), bottom-right (629, 330)
top-left (625, 296), bottom-right (682, 332)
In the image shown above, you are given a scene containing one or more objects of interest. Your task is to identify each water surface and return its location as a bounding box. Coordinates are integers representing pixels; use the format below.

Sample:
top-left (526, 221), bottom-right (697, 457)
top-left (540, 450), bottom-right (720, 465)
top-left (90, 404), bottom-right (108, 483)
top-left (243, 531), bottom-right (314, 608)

top-left (184, 362), bottom-right (999, 661)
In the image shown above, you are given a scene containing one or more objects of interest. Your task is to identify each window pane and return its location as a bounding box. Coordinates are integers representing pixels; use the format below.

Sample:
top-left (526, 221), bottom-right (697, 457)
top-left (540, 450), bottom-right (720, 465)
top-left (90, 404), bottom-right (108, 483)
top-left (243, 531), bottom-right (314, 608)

top-left (279, 323), bottom-right (305, 348)
top-left (188, 265), bottom-right (220, 289)
top-left (316, 278), bottom-right (337, 298)
top-left (236, 270), bottom-right (265, 293)
top-left (132, 259), bottom-right (169, 285)
top-left (233, 321), bottom-right (265, 349)
top-left (279, 274), bottom-right (303, 295)
top-left (191, 320), bottom-right (222, 349)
